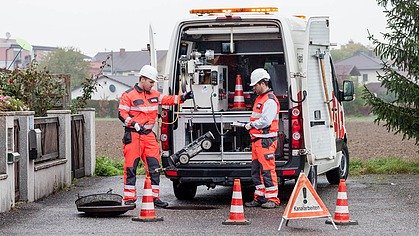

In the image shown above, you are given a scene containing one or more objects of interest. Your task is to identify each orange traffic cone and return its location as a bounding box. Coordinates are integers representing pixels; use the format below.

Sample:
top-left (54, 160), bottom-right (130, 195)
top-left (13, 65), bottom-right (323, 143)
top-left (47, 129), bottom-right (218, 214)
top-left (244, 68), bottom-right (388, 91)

top-left (326, 179), bottom-right (358, 225)
top-left (222, 179), bottom-right (250, 225)
top-left (132, 177), bottom-right (163, 222)
top-left (231, 75), bottom-right (246, 110)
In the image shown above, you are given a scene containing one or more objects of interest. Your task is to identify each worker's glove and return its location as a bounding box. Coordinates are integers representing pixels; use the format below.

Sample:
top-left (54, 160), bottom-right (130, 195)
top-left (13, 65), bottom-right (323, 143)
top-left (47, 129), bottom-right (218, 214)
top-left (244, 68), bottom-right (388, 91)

top-left (133, 123), bottom-right (145, 133)
top-left (231, 121), bottom-right (246, 128)
top-left (244, 122), bottom-right (253, 130)
top-left (134, 123), bottom-right (153, 135)
top-left (181, 91), bottom-right (194, 101)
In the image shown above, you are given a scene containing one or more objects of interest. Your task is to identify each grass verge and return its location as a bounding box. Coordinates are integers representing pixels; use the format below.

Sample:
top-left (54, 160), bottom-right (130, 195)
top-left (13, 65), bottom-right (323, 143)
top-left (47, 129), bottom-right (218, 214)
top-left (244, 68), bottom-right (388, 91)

top-left (350, 157), bottom-right (419, 175)
top-left (95, 156), bottom-right (145, 176)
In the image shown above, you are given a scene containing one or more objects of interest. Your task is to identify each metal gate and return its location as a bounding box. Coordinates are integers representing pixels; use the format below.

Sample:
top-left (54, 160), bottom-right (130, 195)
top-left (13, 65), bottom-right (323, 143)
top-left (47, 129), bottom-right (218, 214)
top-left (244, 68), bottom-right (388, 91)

top-left (71, 114), bottom-right (85, 179)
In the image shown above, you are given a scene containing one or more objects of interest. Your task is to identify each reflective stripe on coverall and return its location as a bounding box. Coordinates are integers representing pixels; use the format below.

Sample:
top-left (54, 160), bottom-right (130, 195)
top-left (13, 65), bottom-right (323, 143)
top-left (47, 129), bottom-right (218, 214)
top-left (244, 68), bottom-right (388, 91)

top-left (118, 84), bottom-right (181, 201)
top-left (249, 91), bottom-right (280, 204)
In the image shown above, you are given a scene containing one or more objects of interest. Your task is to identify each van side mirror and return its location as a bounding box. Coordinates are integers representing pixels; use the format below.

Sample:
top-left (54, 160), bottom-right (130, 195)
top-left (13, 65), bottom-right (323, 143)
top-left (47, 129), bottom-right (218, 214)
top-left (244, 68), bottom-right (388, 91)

top-left (341, 80), bottom-right (354, 101)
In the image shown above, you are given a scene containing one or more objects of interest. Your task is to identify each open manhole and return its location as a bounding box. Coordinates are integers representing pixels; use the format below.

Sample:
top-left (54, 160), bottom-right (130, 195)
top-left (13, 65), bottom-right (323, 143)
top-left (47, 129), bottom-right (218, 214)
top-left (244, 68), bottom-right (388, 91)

top-left (75, 190), bottom-right (135, 217)
top-left (166, 205), bottom-right (218, 210)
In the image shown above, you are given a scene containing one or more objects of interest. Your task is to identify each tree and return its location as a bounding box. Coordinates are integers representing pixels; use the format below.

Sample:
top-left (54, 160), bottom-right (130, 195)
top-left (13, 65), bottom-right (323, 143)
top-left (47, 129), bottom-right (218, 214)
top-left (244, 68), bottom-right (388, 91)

top-left (342, 81), bottom-right (369, 116)
top-left (39, 47), bottom-right (89, 89)
top-left (363, 0), bottom-right (419, 146)
top-left (331, 40), bottom-right (372, 61)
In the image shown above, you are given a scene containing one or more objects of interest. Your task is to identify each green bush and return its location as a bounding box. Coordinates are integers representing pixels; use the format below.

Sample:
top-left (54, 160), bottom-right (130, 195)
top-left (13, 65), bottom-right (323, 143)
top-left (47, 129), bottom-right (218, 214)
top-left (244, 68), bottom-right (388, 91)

top-left (350, 157), bottom-right (419, 175)
top-left (95, 156), bottom-right (145, 176)
top-left (0, 95), bottom-right (28, 111)
top-left (0, 63), bottom-right (66, 116)
top-left (95, 156), bottom-right (124, 176)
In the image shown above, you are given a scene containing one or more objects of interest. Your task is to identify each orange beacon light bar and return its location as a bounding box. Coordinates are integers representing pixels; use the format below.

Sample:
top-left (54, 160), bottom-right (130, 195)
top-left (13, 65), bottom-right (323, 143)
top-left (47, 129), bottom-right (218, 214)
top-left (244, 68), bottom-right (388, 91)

top-left (190, 7), bottom-right (279, 15)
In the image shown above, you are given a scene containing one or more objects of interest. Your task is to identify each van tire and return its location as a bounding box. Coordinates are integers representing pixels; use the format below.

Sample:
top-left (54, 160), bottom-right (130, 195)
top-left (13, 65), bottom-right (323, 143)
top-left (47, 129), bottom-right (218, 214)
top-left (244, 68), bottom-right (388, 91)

top-left (307, 165), bottom-right (318, 190)
top-left (173, 181), bottom-right (197, 200)
top-left (326, 142), bottom-right (349, 184)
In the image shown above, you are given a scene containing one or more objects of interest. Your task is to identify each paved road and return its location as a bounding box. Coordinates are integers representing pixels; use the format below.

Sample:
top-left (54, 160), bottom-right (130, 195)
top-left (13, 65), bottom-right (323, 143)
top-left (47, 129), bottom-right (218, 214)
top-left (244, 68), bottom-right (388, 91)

top-left (0, 174), bottom-right (418, 235)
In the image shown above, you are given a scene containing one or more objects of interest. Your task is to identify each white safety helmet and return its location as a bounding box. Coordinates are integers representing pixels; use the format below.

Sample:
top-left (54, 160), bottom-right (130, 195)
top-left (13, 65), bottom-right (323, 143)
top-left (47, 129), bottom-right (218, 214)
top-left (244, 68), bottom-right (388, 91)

top-left (249, 68), bottom-right (270, 86)
top-left (139, 65), bottom-right (158, 82)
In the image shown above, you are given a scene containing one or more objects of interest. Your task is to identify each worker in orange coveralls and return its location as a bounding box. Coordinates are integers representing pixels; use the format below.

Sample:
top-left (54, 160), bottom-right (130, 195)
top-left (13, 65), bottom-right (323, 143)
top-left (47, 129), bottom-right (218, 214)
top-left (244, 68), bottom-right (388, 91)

top-left (118, 65), bottom-right (193, 208)
top-left (244, 68), bottom-right (281, 209)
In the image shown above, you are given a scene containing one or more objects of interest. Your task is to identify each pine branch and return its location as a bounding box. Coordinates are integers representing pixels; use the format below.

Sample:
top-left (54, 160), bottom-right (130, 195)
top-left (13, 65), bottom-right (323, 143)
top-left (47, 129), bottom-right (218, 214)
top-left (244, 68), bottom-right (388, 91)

top-left (363, 88), bottom-right (419, 145)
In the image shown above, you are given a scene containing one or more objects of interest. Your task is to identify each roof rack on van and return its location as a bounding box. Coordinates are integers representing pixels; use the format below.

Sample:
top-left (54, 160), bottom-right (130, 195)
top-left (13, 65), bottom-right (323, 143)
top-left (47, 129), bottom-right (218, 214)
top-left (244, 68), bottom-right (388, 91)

top-left (190, 7), bottom-right (278, 15)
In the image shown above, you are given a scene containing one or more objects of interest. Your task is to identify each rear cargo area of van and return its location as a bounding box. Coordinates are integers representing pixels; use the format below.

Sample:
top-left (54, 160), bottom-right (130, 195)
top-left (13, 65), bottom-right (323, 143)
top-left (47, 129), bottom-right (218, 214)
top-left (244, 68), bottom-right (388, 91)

top-left (169, 20), bottom-right (291, 163)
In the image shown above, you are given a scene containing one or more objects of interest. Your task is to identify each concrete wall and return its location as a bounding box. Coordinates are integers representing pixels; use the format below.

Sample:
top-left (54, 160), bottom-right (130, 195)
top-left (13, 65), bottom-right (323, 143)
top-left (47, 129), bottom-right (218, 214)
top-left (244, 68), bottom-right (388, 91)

top-left (0, 109), bottom-right (96, 213)
top-left (32, 110), bottom-right (72, 200)
top-left (0, 112), bottom-right (16, 212)
top-left (34, 159), bottom-right (68, 200)
top-left (0, 164), bottom-right (14, 213)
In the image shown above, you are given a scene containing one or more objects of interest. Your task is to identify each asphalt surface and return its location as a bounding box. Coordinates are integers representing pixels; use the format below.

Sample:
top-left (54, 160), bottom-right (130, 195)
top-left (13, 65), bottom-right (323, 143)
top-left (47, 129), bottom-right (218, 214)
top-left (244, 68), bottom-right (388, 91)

top-left (0, 174), bottom-right (418, 236)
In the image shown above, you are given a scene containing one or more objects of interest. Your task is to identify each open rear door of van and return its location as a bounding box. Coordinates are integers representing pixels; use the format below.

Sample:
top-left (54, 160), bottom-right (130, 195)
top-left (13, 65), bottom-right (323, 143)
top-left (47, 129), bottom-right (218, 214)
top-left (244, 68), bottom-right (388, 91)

top-left (149, 24), bottom-right (157, 68)
top-left (301, 17), bottom-right (337, 165)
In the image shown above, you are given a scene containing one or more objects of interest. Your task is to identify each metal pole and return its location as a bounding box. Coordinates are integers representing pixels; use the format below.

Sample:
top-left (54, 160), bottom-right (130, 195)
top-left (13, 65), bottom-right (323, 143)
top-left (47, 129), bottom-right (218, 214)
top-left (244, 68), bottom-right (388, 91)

top-left (5, 46), bottom-right (12, 69)
top-left (7, 48), bottom-right (22, 70)
top-left (220, 113), bottom-right (224, 162)
top-left (110, 51), bottom-right (114, 75)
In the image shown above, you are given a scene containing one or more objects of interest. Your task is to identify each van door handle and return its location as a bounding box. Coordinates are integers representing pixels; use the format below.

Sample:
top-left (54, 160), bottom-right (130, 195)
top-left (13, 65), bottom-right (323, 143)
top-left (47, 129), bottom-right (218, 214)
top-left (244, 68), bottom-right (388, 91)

top-left (310, 121), bottom-right (326, 127)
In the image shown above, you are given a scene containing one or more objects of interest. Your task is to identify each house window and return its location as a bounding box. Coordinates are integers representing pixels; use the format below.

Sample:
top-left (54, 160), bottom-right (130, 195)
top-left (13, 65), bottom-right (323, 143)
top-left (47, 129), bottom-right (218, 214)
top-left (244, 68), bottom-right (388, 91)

top-left (363, 74), bottom-right (368, 83)
top-left (109, 84), bottom-right (116, 93)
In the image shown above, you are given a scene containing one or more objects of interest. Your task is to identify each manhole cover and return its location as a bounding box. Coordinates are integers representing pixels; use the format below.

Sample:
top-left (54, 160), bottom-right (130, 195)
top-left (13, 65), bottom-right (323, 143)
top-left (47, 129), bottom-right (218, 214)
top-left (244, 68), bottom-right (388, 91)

top-left (77, 205), bottom-right (135, 217)
top-left (75, 191), bottom-right (134, 216)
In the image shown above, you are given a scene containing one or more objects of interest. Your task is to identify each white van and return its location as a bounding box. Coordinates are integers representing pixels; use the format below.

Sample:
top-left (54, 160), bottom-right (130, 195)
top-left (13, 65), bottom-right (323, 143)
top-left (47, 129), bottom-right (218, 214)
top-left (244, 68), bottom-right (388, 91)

top-left (156, 7), bottom-right (355, 200)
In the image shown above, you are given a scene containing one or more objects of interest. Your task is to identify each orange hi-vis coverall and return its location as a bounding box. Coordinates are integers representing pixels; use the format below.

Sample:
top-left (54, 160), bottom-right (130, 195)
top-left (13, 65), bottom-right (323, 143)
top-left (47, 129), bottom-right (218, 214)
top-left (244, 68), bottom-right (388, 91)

top-left (118, 84), bottom-right (181, 202)
top-left (249, 90), bottom-right (280, 205)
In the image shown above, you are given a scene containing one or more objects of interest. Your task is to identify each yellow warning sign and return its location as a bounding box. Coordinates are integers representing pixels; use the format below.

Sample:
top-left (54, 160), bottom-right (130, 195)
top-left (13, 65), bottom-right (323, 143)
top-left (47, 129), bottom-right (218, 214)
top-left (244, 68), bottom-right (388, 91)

top-left (283, 173), bottom-right (330, 219)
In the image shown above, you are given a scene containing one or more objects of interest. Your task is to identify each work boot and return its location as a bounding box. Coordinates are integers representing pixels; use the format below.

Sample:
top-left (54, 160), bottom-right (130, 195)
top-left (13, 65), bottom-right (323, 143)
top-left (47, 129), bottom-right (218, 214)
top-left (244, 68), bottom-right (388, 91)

top-left (244, 200), bottom-right (262, 207)
top-left (153, 198), bottom-right (169, 208)
top-left (124, 200), bottom-right (136, 207)
top-left (261, 201), bottom-right (280, 209)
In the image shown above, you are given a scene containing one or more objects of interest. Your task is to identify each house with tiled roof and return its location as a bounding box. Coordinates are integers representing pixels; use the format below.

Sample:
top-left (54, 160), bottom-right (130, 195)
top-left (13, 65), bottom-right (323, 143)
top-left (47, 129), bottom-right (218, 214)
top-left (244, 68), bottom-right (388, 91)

top-left (0, 37), bottom-right (57, 69)
top-left (335, 52), bottom-right (383, 84)
top-left (71, 75), bottom-right (139, 100)
top-left (334, 64), bottom-right (361, 84)
top-left (76, 48), bottom-right (168, 101)
top-left (91, 48), bottom-right (167, 76)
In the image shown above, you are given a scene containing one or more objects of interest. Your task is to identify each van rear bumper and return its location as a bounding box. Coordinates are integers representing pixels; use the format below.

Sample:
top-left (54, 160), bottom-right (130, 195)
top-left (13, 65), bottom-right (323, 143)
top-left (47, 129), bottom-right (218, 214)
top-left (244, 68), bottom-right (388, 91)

top-left (162, 155), bottom-right (304, 186)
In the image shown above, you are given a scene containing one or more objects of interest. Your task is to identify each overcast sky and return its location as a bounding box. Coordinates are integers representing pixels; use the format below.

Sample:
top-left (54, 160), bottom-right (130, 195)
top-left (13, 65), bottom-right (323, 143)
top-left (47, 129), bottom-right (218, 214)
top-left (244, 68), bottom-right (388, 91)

top-left (1, 0), bottom-right (388, 57)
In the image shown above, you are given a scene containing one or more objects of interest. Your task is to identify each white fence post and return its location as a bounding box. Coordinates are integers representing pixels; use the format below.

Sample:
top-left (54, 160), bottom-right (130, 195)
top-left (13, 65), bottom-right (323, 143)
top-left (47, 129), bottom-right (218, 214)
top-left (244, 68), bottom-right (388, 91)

top-left (15, 111), bottom-right (35, 202)
top-left (78, 108), bottom-right (96, 176)
top-left (0, 111), bottom-right (16, 212)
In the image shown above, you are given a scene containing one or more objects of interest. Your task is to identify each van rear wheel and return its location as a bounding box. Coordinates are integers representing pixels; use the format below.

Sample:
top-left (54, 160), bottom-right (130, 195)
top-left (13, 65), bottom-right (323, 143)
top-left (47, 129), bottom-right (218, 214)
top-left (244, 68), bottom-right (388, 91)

top-left (173, 181), bottom-right (197, 200)
top-left (326, 142), bottom-right (349, 184)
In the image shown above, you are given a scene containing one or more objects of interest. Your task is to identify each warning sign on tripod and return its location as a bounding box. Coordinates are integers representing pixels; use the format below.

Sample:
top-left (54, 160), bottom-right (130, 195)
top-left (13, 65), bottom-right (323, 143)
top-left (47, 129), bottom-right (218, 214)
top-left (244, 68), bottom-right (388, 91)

top-left (278, 172), bottom-right (337, 230)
